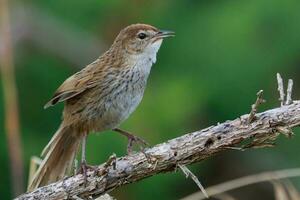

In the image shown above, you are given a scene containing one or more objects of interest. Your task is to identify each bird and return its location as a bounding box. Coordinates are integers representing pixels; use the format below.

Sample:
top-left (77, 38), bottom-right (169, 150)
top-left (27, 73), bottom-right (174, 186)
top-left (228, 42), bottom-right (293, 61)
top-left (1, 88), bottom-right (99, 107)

top-left (27, 23), bottom-right (174, 191)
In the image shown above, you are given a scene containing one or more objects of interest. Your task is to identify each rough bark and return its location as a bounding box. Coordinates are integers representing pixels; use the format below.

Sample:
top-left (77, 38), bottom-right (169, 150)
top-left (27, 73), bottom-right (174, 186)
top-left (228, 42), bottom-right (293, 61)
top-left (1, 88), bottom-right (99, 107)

top-left (16, 100), bottom-right (300, 200)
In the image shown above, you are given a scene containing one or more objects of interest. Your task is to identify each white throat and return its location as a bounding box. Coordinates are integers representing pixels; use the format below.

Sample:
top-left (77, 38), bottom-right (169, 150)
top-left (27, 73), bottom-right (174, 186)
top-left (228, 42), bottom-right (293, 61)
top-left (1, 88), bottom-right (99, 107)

top-left (144, 39), bottom-right (163, 64)
top-left (132, 39), bottom-right (163, 75)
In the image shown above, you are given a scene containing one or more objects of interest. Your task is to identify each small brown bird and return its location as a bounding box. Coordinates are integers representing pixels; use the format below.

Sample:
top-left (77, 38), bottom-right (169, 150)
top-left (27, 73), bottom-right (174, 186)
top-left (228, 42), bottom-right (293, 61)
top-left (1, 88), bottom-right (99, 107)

top-left (28, 24), bottom-right (174, 191)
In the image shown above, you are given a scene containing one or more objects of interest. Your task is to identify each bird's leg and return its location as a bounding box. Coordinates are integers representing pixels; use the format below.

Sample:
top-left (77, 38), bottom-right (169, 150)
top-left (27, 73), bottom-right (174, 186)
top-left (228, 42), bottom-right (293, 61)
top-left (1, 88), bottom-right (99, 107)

top-left (77, 133), bottom-right (96, 183)
top-left (113, 128), bottom-right (149, 154)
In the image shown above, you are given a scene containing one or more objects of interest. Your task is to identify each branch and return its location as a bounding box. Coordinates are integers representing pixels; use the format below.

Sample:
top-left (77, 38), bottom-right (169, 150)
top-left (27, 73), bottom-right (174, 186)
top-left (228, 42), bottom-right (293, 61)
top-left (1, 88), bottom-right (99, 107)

top-left (286, 79), bottom-right (293, 105)
top-left (247, 90), bottom-right (265, 123)
top-left (178, 164), bottom-right (208, 198)
top-left (16, 99), bottom-right (300, 200)
top-left (277, 73), bottom-right (285, 106)
top-left (276, 73), bottom-right (294, 106)
top-left (180, 168), bottom-right (300, 200)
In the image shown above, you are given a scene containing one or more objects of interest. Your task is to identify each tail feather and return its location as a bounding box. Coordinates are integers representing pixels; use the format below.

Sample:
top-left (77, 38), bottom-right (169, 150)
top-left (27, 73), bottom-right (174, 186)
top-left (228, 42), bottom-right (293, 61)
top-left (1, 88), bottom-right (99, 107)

top-left (27, 125), bottom-right (81, 191)
top-left (41, 126), bottom-right (64, 157)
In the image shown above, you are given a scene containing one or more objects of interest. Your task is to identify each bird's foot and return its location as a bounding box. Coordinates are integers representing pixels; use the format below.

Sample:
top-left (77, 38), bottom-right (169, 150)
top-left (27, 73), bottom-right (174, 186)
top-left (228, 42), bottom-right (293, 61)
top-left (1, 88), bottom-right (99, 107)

top-left (127, 134), bottom-right (149, 154)
top-left (113, 128), bottom-right (149, 154)
top-left (77, 160), bottom-right (97, 185)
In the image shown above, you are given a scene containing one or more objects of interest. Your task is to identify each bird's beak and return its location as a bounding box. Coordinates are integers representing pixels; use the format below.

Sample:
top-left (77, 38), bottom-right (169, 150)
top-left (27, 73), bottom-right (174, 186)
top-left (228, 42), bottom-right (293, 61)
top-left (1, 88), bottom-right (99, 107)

top-left (156, 30), bottom-right (175, 38)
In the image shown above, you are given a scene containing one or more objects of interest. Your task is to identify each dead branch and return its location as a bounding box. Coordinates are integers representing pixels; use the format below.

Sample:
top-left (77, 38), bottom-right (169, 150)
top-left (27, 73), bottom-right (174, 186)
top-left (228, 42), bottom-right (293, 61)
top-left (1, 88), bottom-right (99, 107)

top-left (247, 90), bottom-right (265, 123)
top-left (178, 164), bottom-right (208, 198)
top-left (277, 73), bottom-right (285, 106)
top-left (16, 98), bottom-right (300, 200)
top-left (277, 73), bottom-right (294, 106)
top-left (180, 168), bottom-right (300, 200)
top-left (286, 79), bottom-right (293, 105)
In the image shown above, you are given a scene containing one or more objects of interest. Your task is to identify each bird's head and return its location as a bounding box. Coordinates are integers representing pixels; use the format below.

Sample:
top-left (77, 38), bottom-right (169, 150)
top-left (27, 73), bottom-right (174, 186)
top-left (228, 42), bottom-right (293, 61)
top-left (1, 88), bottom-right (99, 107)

top-left (112, 24), bottom-right (174, 61)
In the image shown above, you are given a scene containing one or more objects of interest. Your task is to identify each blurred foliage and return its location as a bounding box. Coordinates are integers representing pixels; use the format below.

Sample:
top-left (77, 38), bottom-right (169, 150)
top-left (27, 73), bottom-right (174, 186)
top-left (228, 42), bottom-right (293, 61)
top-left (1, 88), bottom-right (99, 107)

top-left (1, 0), bottom-right (300, 199)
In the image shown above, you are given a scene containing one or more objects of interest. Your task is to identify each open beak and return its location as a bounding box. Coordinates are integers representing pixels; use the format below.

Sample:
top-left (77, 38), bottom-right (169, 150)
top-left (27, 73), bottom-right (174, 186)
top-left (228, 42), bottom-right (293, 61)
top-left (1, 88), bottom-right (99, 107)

top-left (156, 30), bottom-right (175, 38)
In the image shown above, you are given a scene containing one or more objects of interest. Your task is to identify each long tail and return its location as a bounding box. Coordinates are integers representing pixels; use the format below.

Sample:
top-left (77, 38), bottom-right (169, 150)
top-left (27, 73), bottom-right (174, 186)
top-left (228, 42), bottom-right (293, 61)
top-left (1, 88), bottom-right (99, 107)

top-left (27, 124), bottom-right (81, 191)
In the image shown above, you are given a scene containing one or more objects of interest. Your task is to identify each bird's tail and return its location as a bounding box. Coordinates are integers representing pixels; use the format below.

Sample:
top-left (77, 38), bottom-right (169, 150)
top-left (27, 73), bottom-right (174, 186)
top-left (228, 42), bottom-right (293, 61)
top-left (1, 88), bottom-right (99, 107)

top-left (27, 124), bottom-right (81, 191)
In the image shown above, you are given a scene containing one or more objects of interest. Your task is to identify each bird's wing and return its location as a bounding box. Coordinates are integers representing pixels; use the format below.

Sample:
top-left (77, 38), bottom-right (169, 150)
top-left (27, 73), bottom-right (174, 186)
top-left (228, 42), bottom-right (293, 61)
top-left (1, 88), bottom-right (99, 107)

top-left (44, 61), bottom-right (100, 109)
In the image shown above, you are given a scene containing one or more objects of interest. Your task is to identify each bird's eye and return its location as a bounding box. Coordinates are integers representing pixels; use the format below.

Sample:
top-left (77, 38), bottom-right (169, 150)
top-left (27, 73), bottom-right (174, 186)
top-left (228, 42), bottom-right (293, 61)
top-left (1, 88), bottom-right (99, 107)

top-left (137, 33), bottom-right (147, 39)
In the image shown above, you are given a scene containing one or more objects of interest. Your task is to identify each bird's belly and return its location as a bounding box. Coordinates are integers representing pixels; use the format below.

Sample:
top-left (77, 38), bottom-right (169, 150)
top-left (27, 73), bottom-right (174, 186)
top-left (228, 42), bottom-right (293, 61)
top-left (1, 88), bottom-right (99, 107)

top-left (108, 91), bottom-right (143, 127)
top-left (82, 61), bottom-right (151, 132)
top-left (91, 86), bottom-right (145, 131)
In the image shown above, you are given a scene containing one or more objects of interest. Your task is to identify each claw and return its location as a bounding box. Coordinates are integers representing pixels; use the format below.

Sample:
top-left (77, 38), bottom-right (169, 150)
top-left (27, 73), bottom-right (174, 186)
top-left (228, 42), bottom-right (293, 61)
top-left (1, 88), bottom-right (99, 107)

top-left (113, 128), bottom-right (149, 154)
top-left (76, 160), bottom-right (96, 185)
top-left (127, 135), bottom-right (149, 154)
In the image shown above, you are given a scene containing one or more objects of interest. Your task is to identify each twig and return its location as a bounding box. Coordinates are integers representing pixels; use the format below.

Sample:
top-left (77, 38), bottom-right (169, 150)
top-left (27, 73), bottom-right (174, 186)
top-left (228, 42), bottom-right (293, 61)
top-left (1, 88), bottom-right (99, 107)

top-left (272, 181), bottom-right (290, 200)
top-left (72, 194), bottom-right (115, 200)
top-left (178, 164), bottom-right (208, 198)
top-left (180, 168), bottom-right (300, 200)
top-left (223, 147), bottom-right (245, 151)
top-left (0, 0), bottom-right (24, 196)
top-left (213, 193), bottom-right (237, 200)
top-left (98, 154), bottom-right (117, 176)
top-left (103, 154), bottom-right (117, 169)
top-left (95, 194), bottom-right (115, 200)
top-left (283, 180), bottom-right (300, 199)
top-left (276, 126), bottom-right (293, 138)
top-left (247, 90), bottom-right (265, 123)
top-left (285, 79), bottom-right (293, 105)
top-left (277, 73), bottom-right (285, 106)
top-left (15, 100), bottom-right (300, 200)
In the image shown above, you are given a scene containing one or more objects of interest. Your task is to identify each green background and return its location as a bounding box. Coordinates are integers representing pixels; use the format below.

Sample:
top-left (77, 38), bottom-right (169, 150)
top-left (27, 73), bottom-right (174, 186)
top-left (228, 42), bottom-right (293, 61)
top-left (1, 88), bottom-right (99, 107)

top-left (1, 0), bottom-right (300, 199)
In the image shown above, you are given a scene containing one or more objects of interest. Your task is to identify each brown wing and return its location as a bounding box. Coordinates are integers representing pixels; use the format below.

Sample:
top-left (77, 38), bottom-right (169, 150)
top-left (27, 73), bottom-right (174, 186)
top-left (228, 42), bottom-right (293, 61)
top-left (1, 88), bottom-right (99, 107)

top-left (44, 61), bottom-right (100, 109)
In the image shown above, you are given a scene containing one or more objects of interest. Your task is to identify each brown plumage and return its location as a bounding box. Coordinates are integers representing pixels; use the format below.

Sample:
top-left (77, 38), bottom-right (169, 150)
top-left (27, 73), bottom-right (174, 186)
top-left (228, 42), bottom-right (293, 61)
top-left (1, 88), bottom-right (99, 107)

top-left (27, 24), bottom-right (174, 191)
